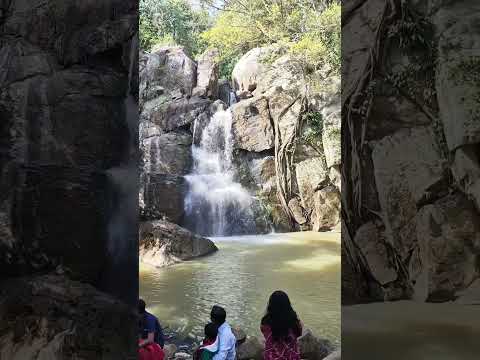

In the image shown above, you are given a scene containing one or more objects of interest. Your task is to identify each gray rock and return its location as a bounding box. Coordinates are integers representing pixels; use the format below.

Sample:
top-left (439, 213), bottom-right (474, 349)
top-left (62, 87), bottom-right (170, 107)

top-left (354, 222), bottom-right (397, 285)
top-left (232, 47), bottom-right (269, 92)
top-left (164, 344), bottom-right (178, 359)
top-left (411, 193), bottom-right (480, 301)
top-left (232, 327), bottom-right (247, 345)
top-left (0, 275), bottom-right (137, 359)
top-left (295, 157), bottom-right (328, 212)
top-left (288, 198), bottom-right (307, 225)
top-left (142, 174), bottom-right (187, 224)
top-left (143, 130), bottom-right (192, 175)
top-left (140, 46), bottom-right (197, 104)
top-left (455, 279), bottom-right (480, 305)
top-left (142, 96), bottom-right (211, 133)
top-left (139, 220), bottom-right (218, 267)
top-left (193, 48), bottom-right (219, 99)
top-left (312, 186), bottom-right (341, 232)
top-left (370, 126), bottom-right (447, 235)
top-left (236, 337), bottom-right (264, 360)
top-left (231, 97), bottom-right (275, 152)
top-left (452, 145), bottom-right (480, 211)
top-left (298, 329), bottom-right (334, 360)
top-left (218, 79), bottom-right (234, 105)
top-left (323, 350), bottom-right (341, 360)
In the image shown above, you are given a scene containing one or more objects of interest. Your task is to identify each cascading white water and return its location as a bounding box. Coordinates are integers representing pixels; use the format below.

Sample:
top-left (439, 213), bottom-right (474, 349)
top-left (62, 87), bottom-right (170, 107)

top-left (184, 108), bottom-right (256, 236)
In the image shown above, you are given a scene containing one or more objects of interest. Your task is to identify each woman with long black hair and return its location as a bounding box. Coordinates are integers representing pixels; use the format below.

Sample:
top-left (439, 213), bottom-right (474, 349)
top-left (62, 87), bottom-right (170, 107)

top-left (260, 291), bottom-right (303, 360)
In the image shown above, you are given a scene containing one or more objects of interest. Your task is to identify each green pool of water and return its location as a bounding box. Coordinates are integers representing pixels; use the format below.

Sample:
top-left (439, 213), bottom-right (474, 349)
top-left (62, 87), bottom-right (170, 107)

top-left (140, 231), bottom-right (340, 346)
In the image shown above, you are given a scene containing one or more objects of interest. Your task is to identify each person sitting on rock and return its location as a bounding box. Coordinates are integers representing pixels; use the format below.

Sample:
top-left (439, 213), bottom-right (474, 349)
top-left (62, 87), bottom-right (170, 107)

top-left (194, 322), bottom-right (219, 360)
top-left (210, 305), bottom-right (236, 360)
top-left (261, 291), bottom-right (303, 360)
top-left (138, 298), bottom-right (165, 350)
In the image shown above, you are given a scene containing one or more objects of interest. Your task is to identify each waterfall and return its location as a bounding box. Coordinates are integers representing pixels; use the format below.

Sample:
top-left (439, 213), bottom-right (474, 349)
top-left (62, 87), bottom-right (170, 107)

top-left (184, 108), bottom-right (256, 236)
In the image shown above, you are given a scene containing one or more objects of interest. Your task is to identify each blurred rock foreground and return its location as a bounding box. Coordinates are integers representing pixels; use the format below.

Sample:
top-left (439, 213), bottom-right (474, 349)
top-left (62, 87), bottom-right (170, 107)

top-left (0, 1), bottom-right (139, 358)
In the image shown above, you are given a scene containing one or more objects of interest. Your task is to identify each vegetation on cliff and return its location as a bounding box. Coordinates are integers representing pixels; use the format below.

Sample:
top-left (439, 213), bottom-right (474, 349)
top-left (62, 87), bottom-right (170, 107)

top-left (140, 0), bottom-right (340, 78)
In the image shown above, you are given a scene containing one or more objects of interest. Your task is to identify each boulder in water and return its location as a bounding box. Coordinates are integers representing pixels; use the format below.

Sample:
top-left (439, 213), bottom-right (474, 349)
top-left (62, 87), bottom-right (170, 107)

top-left (139, 220), bottom-right (218, 267)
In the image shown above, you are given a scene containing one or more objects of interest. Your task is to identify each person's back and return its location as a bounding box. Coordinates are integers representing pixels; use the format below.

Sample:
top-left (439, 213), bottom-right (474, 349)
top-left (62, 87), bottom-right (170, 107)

top-left (210, 306), bottom-right (236, 360)
top-left (260, 291), bottom-right (302, 360)
top-left (144, 311), bottom-right (165, 348)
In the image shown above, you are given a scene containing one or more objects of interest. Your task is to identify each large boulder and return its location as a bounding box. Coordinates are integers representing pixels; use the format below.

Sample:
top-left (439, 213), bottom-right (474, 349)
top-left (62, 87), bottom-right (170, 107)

top-left (140, 47), bottom-right (197, 104)
top-left (141, 96), bottom-right (211, 134)
top-left (142, 130), bottom-right (193, 175)
top-left (232, 47), bottom-right (274, 92)
top-left (312, 186), bottom-right (341, 232)
top-left (236, 337), bottom-right (263, 360)
top-left (298, 329), bottom-right (334, 360)
top-left (193, 48), bottom-right (219, 99)
top-left (0, 275), bottom-right (137, 359)
top-left (411, 193), bottom-right (480, 301)
top-left (370, 126), bottom-right (448, 239)
top-left (295, 158), bottom-right (328, 212)
top-left (354, 222), bottom-right (397, 286)
top-left (141, 174), bottom-right (187, 223)
top-left (139, 220), bottom-right (218, 267)
top-left (231, 97), bottom-right (275, 152)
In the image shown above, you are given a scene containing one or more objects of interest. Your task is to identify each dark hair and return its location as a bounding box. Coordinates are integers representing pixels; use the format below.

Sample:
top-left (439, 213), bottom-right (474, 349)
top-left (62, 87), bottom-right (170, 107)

top-left (138, 299), bottom-right (146, 314)
top-left (210, 305), bottom-right (226, 325)
top-left (204, 322), bottom-right (218, 340)
top-left (261, 290), bottom-right (301, 342)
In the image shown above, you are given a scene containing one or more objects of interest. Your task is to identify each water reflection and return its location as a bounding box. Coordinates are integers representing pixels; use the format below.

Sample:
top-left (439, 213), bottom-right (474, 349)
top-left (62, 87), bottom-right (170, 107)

top-left (140, 232), bottom-right (340, 345)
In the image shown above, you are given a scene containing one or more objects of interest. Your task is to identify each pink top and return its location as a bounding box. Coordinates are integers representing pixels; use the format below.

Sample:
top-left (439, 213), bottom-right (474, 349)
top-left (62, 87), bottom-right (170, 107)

top-left (260, 323), bottom-right (302, 360)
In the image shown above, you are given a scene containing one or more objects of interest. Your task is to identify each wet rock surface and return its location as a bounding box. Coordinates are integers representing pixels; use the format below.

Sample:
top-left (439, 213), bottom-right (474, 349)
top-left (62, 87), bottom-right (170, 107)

top-left (139, 220), bottom-right (218, 267)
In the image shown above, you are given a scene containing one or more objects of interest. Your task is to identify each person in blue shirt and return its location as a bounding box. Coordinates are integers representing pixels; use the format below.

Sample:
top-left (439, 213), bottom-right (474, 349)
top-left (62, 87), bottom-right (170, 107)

top-left (138, 299), bottom-right (165, 349)
top-left (210, 305), bottom-right (236, 360)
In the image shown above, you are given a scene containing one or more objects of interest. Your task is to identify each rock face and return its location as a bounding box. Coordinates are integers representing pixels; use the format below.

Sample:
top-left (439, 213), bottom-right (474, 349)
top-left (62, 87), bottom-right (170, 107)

top-left (342, 0), bottom-right (480, 304)
top-left (228, 46), bottom-right (341, 232)
top-left (139, 220), bottom-right (218, 267)
top-left (194, 48), bottom-right (220, 98)
top-left (231, 97), bottom-right (275, 152)
top-left (0, 0), bottom-right (138, 292)
top-left (0, 275), bottom-right (137, 359)
top-left (1, 0), bottom-right (139, 356)
top-left (139, 46), bottom-right (217, 224)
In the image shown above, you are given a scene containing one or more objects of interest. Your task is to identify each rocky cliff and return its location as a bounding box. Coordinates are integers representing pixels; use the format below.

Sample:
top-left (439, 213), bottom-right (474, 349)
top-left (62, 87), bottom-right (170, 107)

top-left (139, 45), bottom-right (341, 233)
top-left (0, 0), bottom-right (139, 357)
top-left (342, 0), bottom-right (480, 304)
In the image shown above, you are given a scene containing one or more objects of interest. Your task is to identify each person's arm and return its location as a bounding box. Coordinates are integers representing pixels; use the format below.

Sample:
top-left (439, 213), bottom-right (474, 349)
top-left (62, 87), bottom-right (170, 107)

top-left (139, 332), bottom-right (155, 347)
top-left (212, 332), bottom-right (228, 360)
top-left (139, 315), bottom-right (156, 347)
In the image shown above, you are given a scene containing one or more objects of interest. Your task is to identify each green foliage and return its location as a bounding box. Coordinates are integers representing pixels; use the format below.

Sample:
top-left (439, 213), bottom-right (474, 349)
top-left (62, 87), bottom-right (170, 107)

top-left (140, 0), bottom-right (210, 56)
top-left (302, 111), bottom-right (323, 147)
top-left (386, 1), bottom-right (437, 107)
top-left (201, 0), bottom-right (340, 78)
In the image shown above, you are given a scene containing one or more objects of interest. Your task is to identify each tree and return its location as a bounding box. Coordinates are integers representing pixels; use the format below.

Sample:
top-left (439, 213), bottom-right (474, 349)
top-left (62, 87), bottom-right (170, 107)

top-left (200, 0), bottom-right (340, 77)
top-left (140, 0), bottom-right (211, 56)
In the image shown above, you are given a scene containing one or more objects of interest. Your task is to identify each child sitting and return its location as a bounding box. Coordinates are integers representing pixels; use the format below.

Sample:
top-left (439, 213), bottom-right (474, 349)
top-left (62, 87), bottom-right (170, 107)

top-left (194, 323), bottom-right (219, 360)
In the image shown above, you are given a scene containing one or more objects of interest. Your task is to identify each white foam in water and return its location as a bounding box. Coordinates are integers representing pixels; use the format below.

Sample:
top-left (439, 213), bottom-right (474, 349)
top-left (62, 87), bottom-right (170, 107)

top-left (184, 108), bottom-right (256, 236)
